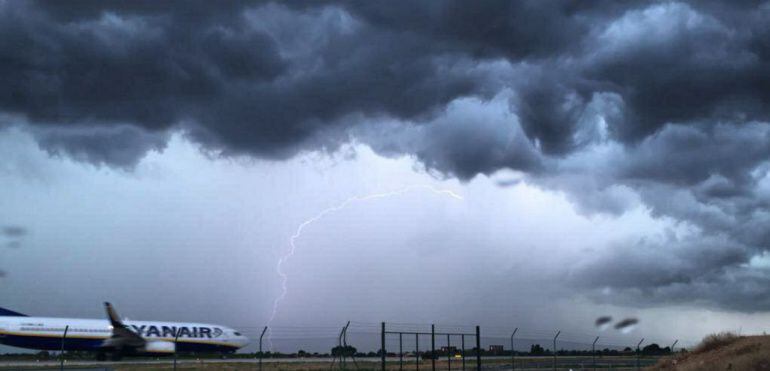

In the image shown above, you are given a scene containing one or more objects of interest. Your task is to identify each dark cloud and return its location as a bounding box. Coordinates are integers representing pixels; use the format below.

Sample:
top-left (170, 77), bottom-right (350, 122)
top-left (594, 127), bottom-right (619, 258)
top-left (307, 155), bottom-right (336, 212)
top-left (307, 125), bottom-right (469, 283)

top-left (580, 265), bottom-right (770, 313)
top-left (584, 2), bottom-right (770, 143)
top-left (1, 0), bottom-right (285, 163)
top-left (571, 235), bottom-right (749, 290)
top-left (354, 93), bottom-right (545, 179)
top-left (4, 1), bottom-right (770, 167)
top-left (542, 119), bottom-right (770, 309)
top-left (618, 123), bottom-right (770, 200)
top-left (0, 0), bottom-right (491, 165)
top-left (35, 125), bottom-right (169, 168)
top-left (4, 1), bottom-right (770, 311)
top-left (565, 231), bottom-right (770, 311)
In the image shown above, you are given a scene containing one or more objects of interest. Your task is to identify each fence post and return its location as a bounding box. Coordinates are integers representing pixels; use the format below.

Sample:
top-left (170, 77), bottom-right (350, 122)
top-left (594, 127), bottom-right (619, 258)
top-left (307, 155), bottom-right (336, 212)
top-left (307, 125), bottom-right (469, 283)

top-left (636, 338), bottom-right (644, 371)
top-left (400, 333), bottom-right (403, 371)
top-left (381, 322), bottom-right (386, 371)
top-left (60, 325), bottom-right (68, 371)
top-left (510, 328), bottom-right (517, 371)
top-left (342, 322), bottom-right (351, 371)
top-left (431, 324), bottom-right (436, 371)
top-left (259, 326), bottom-right (267, 371)
top-left (552, 330), bottom-right (560, 371)
top-left (444, 334), bottom-right (449, 371)
top-left (592, 336), bottom-right (599, 371)
top-left (461, 335), bottom-right (466, 371)
top-left (173, 327), bottom-right (182, 371)
top-left (416, 333), bottom-right (420, 371)
top-left (475, 326), bottom-right (481, 371)
top-left (343, 322), bottom-right (359, 370)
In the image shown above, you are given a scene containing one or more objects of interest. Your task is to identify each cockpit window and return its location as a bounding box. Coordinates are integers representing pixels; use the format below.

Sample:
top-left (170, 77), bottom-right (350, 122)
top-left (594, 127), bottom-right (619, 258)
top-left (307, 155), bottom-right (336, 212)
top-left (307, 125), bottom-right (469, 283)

top-left (234, 332), bottom-right (241, 336)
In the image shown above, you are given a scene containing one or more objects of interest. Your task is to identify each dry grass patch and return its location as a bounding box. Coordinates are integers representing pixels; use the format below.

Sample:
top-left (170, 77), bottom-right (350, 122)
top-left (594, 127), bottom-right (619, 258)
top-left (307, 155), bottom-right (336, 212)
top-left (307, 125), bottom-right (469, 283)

top-left (648, 333), bottom-right (770, 370)
top-left (693, 332), bottom-right (741, 354)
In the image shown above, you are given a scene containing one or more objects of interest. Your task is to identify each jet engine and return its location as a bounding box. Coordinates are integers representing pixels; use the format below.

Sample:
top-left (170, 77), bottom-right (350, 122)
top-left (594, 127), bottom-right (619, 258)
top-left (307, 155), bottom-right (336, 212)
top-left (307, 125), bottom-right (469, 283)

top-left (142, 340), bottom-right (176, 354)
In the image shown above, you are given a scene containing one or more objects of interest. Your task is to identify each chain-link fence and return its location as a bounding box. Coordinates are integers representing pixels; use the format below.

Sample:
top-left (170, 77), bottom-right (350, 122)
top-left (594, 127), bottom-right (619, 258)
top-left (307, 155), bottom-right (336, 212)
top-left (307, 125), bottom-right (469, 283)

top-left (0, 321), bottom-right (690, 370)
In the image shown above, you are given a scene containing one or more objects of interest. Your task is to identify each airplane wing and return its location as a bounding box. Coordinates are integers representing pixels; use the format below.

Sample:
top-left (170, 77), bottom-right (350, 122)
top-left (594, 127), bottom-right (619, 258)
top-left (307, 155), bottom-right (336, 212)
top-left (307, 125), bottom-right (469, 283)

top-left (102, 302), bottom-right (145, 348)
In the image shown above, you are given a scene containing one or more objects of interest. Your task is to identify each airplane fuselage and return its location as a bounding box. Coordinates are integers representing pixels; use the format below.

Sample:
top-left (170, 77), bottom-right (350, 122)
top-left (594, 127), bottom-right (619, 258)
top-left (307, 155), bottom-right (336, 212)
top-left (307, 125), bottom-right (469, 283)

top-left (0, 316), bottom-right (249, 354)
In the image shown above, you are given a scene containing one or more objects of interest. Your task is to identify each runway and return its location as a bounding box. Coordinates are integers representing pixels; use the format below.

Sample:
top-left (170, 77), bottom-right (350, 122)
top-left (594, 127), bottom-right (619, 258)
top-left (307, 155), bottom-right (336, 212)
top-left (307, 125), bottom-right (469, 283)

top-left (0, 355), bottom-right (659, 370)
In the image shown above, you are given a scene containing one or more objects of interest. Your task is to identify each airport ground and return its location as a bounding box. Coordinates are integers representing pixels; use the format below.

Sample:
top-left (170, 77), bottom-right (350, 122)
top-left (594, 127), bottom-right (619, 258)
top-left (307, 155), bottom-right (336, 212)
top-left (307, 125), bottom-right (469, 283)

top-left (0, 355), bottom-right (662, 370)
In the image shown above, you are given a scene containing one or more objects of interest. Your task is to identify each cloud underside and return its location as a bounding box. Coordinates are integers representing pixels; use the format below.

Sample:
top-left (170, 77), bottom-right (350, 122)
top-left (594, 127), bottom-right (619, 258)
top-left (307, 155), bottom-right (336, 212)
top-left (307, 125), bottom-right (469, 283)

top-left (3, 0), bottom-right (770, 310)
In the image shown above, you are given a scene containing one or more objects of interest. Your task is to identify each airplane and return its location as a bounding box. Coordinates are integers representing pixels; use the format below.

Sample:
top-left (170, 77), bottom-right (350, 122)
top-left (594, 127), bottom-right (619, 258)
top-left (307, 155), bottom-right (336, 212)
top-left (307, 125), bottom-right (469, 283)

top-left (0, 302), bottom-right (249, 360)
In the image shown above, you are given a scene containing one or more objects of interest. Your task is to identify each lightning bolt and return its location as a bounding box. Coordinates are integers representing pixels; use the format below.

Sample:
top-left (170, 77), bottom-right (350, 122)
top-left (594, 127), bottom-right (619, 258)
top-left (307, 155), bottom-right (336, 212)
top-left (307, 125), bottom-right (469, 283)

top-left (266, 184), bottom-right (463, 349)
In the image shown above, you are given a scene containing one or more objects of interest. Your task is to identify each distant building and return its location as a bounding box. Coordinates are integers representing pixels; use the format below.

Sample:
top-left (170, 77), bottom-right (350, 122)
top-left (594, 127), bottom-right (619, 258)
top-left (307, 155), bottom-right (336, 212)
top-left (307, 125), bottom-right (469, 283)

top-left (488, 345), bottom-right (504, 354)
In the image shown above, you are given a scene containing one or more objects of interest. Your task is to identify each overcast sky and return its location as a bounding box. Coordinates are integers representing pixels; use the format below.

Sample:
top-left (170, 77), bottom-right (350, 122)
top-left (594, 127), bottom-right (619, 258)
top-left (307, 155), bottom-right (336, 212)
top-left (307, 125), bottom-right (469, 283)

top-left (3, 0), bottom-right (770, 353)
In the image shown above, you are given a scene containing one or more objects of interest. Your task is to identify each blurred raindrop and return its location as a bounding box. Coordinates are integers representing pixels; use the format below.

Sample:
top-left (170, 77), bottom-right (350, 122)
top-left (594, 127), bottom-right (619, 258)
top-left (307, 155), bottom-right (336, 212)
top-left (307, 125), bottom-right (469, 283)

top-left (595, 316), bottom-right (613, 331)
top-left (1, 226), bottom-right (26, 237)
top-left (615, 318), bottom-right (639, 333)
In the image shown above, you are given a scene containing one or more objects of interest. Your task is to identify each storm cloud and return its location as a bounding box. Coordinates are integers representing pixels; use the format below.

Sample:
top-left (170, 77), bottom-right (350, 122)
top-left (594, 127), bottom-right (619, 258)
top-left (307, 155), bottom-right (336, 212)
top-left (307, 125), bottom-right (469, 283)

top-left (3, 1), bottom-right (770, 311)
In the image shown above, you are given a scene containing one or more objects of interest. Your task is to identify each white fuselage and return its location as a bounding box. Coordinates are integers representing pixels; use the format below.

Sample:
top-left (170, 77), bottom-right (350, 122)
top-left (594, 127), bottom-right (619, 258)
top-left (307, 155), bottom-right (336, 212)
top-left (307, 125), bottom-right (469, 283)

top-left (0, 316), bottom-right (249, 353)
